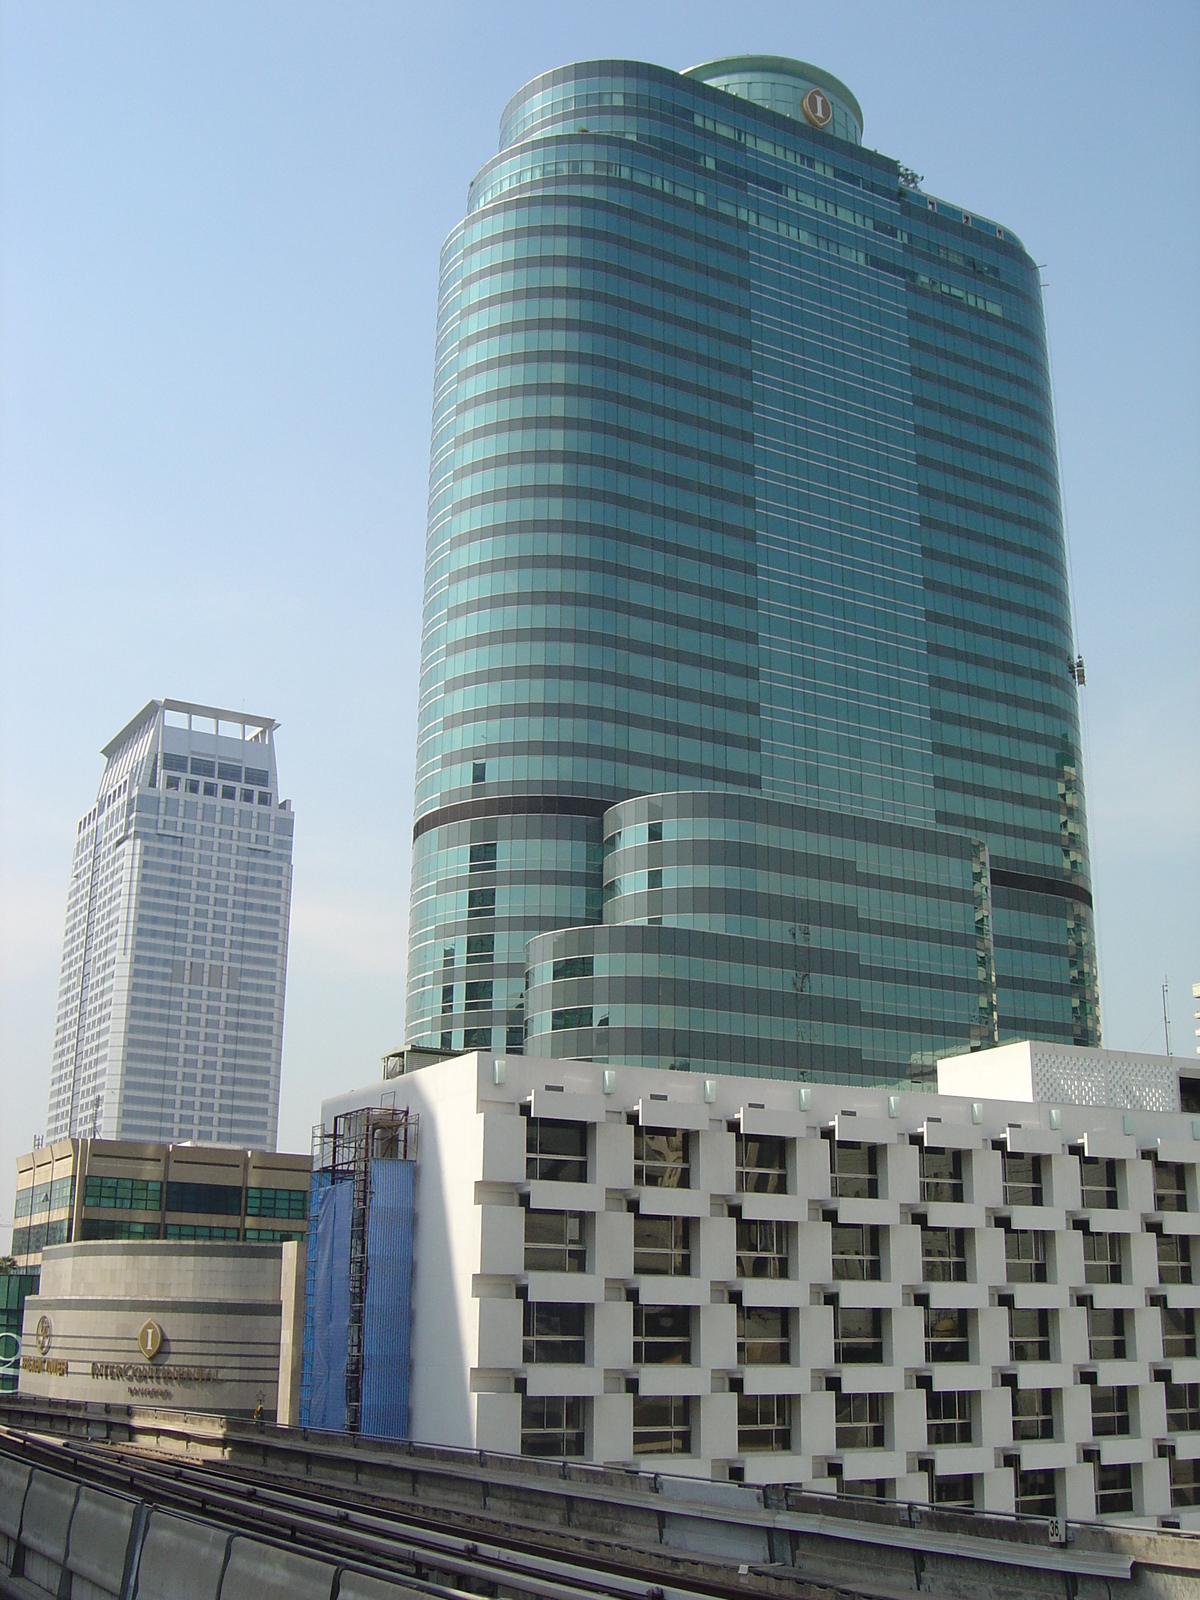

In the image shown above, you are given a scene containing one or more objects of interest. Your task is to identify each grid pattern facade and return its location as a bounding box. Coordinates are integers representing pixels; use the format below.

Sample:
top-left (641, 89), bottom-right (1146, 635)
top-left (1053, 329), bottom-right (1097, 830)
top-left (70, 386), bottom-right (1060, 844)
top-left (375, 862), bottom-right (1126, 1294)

top-left (405, 57), bottom-right (1097, 1080)
top-left (367, 1053), bottom-right (1200, 1527)
top-left (45, 700), bottom-right (293, 1148)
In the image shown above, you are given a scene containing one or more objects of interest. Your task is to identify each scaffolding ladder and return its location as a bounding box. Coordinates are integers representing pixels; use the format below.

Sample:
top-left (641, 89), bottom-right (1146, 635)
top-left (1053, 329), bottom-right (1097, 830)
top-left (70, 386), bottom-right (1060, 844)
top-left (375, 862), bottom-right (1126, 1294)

top-left (329, 1100), bottom-right (417, 1435)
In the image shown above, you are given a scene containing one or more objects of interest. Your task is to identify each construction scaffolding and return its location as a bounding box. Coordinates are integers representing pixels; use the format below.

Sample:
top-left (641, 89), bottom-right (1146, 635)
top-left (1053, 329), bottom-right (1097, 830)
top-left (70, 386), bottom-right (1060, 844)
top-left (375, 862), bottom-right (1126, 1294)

top-left (302, 1100), bottom-right (418, 1435)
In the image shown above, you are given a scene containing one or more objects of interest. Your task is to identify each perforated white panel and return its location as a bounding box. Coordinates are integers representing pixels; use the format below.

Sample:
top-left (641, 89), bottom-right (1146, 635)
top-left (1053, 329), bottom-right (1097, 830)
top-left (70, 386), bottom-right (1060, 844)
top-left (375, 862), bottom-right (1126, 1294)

top-left (1031, 1044), bottom-right (1177, 1112)
top-left (1031, 1050), bottom-right (1105, 1107)
top-left (1105, 1052), bottom-right (1177, 1112)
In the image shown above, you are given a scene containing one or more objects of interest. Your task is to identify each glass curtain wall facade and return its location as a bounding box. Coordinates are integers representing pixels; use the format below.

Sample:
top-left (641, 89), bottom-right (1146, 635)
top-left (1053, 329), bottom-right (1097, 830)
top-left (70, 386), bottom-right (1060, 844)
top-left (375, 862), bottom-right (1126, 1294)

top-left (524, 790), bottom-right (996, 1079)
top-left (407, 56), bottom-right (1098, 1085)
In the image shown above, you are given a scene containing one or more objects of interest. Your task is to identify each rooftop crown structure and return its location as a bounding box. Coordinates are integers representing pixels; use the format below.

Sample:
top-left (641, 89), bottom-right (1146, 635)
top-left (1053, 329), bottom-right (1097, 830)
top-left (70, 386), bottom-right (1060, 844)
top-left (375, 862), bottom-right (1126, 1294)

top-left (406, 56), bottom-right (1098, 1086)
top-left (45, 699), bottom-right (294, 1148)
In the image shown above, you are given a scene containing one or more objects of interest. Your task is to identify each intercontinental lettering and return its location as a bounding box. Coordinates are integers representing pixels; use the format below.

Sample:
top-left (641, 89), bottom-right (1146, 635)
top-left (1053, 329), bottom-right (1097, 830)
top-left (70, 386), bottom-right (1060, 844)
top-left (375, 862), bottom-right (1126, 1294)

top-left (90, 1362), bottom-right (221, 1384)
top-left (21, 1356), bottom-right (69, 1376)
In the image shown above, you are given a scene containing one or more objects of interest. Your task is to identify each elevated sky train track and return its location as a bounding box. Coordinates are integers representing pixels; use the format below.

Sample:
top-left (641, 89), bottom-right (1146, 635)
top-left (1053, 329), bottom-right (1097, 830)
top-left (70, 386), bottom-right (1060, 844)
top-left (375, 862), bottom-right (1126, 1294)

top-left (1, 1425), bottom-right (791, 1600)
top-left (3, 1397), bottom-right (1200, 1600)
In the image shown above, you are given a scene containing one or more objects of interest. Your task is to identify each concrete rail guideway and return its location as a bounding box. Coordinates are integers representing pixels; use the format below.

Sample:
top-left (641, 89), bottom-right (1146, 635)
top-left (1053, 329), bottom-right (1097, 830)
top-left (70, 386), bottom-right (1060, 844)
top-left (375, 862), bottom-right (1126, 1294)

top-left (1, 1399), bottom-right (1200, 1600)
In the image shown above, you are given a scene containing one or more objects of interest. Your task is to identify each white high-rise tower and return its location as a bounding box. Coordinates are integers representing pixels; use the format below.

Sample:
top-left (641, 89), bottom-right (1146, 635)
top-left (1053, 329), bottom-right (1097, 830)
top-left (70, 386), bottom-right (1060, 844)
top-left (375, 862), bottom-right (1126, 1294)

top-left (45, 699), bottom-right (294, 1148)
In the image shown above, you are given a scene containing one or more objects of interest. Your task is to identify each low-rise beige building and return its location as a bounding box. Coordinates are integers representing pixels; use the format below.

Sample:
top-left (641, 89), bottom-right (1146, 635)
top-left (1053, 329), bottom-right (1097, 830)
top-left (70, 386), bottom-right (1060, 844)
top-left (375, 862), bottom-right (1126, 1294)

top-left (17, 1239), bottom-right (306, 1422)
top-left (12, 1138), bottom-right (310, 1272)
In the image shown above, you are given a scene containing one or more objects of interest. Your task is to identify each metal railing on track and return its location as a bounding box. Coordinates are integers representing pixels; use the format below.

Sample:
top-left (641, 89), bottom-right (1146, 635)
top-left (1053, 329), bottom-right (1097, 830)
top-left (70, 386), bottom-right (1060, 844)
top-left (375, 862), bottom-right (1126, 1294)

top-left (3, 1394), bottom-right (1200, 1600)
top-left (1, 1424), bottom-right (738, 1600)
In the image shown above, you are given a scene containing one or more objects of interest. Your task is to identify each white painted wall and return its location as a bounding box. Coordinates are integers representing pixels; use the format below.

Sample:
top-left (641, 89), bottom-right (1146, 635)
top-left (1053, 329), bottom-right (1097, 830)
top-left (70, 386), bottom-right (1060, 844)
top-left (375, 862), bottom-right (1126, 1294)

top-left (938, 1040), bottom-right (1180, 1113)
top-left (325, 1050), bottom-right (1200, 1528)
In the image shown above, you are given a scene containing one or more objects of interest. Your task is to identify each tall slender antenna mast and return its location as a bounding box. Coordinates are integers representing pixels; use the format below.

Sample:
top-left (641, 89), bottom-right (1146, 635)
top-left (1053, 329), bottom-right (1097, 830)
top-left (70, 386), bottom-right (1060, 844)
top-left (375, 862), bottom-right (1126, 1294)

top-left (1163, 977), bottom-right (1173, 1056)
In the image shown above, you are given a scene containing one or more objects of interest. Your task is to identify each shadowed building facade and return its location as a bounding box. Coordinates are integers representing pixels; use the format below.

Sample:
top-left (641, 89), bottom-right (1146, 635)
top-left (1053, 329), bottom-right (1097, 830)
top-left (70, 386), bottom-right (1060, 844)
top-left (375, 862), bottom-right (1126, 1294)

top-left (407, 56), bottom-right (1098, 1085)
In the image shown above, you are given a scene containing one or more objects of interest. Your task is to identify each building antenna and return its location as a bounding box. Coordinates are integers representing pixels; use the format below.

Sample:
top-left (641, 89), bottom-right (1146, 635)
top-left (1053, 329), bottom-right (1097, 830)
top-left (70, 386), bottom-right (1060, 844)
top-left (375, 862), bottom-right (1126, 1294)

top-left (1163, 977), bottom-right (1173, 1056)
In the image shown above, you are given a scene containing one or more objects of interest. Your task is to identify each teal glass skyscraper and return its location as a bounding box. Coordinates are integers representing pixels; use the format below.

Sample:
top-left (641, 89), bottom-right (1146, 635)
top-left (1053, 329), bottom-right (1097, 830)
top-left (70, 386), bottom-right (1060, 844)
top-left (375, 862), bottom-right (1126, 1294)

top-left (407, 56), bottom-right (1099, 1086)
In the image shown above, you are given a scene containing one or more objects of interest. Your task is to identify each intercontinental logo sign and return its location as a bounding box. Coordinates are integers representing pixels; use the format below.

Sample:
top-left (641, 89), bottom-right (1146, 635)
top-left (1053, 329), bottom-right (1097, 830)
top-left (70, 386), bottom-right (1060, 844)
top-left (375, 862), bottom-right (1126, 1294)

top-left (90, 1362), bottom-right (220, 1384)
top-left (800, 86), bottom-right (833, 129)
top-left (19, 1312), bottom-right (221, 1387)
top-left (138, 1319), bottom-right (164, 1360)
top-left (90, 1320), bottom-right (221, 1385)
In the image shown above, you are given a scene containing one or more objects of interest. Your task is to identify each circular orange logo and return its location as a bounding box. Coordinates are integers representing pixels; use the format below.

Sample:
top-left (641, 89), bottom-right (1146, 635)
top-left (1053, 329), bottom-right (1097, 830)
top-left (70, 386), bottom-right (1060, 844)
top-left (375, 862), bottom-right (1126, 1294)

top-left (35, 1316), bottom-right (53, 1356)
top-left (801, 87), bottom-right (833, 129)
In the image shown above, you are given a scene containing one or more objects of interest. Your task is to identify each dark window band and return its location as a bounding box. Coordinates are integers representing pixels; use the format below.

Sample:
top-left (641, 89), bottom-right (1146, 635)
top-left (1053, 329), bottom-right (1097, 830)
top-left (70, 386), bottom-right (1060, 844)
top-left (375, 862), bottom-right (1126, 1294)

top-left (990, 867), bottom-right (1092, 909)
top-left (414, 793), bottom-right (610, 843)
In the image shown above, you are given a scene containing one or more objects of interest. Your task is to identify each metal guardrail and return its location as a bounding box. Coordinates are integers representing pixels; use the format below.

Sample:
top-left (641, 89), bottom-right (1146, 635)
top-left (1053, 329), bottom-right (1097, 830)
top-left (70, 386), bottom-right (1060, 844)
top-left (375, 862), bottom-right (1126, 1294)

top-left (0, 1422), bottom-right (809, 1600)
top-left (2, 1393), bottom-right (1199, 1599)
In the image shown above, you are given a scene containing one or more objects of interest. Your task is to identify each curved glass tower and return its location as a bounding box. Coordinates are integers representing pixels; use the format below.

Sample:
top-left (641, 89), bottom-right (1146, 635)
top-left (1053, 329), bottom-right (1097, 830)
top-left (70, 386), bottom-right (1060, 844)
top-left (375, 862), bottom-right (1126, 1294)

top-left (407, 56), bottom-right (1099, 1085)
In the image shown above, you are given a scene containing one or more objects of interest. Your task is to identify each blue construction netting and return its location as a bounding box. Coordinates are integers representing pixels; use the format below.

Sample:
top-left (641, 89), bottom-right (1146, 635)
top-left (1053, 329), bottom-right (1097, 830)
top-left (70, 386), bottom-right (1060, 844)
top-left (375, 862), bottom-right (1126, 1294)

top-left (297, 1165), bottom-right (333, 1429)
top-left (306, 1178), bottom-right (353, 1432)
top-left (300, 1107), bottom-right (417, 1440)
top-left (361, 1158), bottom-right (415, 1440)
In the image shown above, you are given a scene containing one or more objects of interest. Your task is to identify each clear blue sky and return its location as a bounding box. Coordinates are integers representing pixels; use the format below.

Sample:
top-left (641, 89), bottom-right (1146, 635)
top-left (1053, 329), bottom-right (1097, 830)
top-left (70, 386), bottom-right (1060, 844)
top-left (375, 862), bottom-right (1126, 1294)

top-left (2, 0), bottom-right (1197, 1235)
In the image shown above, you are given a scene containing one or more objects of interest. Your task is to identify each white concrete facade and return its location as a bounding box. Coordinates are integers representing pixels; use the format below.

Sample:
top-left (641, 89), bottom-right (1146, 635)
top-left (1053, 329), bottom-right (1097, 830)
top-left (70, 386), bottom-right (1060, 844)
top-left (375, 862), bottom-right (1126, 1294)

top-left (324, 1047), bottom-right (1200, 1528)
top-left (46, 699), bottom-right (294, 1149)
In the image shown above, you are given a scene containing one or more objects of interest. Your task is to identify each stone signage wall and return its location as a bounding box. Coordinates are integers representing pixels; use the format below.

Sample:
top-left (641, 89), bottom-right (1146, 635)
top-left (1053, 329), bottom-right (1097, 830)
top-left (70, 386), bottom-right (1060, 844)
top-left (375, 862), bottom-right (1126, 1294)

top-left (17, 1239), bottom-right (304, 1420)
